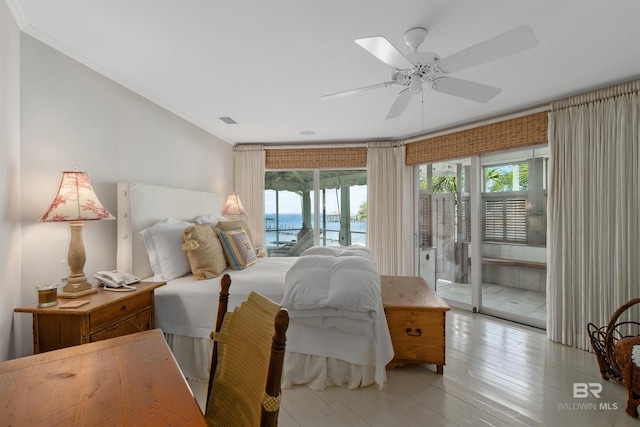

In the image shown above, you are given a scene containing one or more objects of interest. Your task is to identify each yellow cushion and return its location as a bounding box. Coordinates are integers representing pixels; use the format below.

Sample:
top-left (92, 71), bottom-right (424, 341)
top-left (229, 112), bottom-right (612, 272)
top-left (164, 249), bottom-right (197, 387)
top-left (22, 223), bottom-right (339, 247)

top-left (181, 224), bottom-right (227, 280)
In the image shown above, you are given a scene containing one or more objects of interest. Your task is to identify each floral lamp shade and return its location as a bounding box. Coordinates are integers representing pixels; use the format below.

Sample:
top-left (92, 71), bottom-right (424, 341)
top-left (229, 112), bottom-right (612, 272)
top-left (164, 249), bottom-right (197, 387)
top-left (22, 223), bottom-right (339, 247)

top-left (39, 170), bottom-right (114, 222)
top-left (39, 170), bottom-right (113, 298)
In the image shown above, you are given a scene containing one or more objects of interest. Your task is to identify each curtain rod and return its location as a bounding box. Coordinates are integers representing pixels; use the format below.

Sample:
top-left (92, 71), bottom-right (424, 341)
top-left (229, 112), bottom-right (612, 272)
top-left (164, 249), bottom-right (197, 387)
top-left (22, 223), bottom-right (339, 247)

top-left (550, 79), bottom-right (640, 111)
top-left (236, 142), bottom-right (369, 150)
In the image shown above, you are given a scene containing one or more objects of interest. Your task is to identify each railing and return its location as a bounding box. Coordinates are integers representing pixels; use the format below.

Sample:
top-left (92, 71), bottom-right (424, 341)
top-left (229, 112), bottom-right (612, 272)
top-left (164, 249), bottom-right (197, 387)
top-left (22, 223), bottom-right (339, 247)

top-left (265, 226), bottom-right (366, 247)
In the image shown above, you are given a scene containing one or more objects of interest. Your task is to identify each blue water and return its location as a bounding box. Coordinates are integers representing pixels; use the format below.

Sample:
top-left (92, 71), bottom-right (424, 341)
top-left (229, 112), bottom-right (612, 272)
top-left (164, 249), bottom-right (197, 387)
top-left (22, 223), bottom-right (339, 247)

top-left (264, 213), bottom-right (366, 246)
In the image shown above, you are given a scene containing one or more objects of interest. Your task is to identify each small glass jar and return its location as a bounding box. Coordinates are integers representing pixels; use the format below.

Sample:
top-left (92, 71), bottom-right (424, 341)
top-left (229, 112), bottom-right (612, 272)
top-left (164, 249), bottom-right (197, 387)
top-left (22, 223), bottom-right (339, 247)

top-left (37, 284), bottom-right (58, 308)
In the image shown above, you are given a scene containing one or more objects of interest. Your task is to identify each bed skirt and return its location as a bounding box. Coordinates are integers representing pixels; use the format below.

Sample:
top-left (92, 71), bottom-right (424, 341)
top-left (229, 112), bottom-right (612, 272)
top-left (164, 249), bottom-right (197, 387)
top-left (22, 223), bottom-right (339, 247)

top-left (163, 332), bottom-right (387, 390)
top-left (282, 352), bottom-right (378, 390)
top-left (165, 334), bottom-right (212, 382)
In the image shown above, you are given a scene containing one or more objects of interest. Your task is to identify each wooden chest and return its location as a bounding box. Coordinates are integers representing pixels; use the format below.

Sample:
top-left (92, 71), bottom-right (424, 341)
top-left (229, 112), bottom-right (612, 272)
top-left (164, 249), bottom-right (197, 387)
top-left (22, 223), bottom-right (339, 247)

top-left (380, 275), bottom-right (450, 374)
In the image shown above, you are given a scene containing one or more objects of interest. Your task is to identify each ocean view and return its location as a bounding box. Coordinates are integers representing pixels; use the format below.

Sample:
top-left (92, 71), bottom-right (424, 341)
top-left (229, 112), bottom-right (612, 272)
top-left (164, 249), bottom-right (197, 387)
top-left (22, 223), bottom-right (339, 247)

top-left (264, 213), bottom-right (366, 246)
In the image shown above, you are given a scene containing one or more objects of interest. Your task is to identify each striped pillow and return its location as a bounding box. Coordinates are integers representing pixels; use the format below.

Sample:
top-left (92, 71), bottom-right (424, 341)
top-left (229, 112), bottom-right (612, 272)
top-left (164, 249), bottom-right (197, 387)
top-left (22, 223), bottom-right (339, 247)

top-left (217, 227), bottom-right (257, 270)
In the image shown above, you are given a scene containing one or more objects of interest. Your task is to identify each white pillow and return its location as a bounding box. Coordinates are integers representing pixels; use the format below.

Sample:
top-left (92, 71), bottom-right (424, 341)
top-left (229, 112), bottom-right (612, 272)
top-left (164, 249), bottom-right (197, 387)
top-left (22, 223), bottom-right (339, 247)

top-left (194, 215), bottom-right (227, 225)
top-left (139, 219), bottom-right (192, 281)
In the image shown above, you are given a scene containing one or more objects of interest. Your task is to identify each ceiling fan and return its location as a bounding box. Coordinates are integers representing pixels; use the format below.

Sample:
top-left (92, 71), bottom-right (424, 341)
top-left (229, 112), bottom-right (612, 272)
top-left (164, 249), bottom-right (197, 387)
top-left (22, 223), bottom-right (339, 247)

top-left (320, 25), bottom-right (538, 119)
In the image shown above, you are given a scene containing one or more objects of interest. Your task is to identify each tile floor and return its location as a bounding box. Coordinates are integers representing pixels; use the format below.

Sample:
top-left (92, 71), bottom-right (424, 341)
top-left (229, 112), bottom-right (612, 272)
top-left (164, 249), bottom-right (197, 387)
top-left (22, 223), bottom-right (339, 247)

top-left (435, 279), bottom-right (547, 322)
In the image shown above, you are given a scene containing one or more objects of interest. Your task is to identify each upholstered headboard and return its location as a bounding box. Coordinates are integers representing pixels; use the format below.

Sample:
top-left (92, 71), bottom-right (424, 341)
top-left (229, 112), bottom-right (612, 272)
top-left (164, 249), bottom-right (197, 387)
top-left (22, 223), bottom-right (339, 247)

top-left (116, 182), bottom-right (222, 279)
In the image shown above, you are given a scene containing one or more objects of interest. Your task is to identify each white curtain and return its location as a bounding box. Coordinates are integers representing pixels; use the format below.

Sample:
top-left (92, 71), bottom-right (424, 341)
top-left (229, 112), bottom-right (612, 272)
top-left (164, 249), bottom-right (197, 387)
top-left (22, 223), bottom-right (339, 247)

top-left (234, 145), bottom-right (265, 252)
top-left (547, 83), bottom-right (640, 350)
top-left (366, 142), bottom-right (413, 276)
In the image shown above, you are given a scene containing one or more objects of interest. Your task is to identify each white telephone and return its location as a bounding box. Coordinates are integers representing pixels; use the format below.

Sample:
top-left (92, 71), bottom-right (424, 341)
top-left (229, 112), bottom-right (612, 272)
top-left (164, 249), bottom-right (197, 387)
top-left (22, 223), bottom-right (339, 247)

top-left (95, 270), bottom-right (140, 292)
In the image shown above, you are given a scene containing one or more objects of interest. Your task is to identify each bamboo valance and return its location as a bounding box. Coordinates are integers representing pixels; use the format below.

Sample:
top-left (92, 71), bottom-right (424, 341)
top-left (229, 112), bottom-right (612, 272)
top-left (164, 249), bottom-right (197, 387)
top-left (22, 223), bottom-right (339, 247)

top-left (265, 146), bottom-right (367, 169)
top-left (405, 111), bottom-right (548, 166)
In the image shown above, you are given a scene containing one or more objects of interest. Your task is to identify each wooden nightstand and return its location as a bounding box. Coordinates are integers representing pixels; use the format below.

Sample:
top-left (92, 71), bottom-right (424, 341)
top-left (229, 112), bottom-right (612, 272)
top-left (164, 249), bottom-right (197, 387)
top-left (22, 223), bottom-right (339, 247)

top-left (15, 281), bottom-right (165, 354)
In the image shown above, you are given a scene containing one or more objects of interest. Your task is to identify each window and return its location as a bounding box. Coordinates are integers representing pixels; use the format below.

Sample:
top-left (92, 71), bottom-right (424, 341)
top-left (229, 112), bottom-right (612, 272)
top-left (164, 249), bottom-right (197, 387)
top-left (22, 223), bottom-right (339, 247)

top-left (484, 162), bottom-right (528, 192)
top-left (483, 198), bottom-right (527, 242)
top-left (481, 150), bottom-right (547, 245)
top-left (264, 169), bottom-right (366, 256)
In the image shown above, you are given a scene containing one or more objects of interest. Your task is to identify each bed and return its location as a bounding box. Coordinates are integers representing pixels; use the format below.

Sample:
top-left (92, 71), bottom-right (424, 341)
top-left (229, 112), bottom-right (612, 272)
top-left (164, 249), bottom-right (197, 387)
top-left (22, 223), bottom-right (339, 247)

top-left (116, 182), bottom-right (393, 389)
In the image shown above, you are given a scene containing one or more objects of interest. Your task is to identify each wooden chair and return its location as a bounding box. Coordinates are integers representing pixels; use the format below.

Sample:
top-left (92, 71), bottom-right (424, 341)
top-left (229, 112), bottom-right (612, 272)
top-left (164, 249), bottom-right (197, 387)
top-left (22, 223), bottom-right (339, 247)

top-left (205, 274), bottom-right (289, 427)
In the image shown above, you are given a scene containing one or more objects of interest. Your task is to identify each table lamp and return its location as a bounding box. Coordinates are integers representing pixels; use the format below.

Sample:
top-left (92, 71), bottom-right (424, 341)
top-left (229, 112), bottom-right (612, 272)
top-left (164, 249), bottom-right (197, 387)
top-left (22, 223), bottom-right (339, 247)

top-left (39, 170), bottom-right (114, 298)
top-left (221, 192), bottom-right (247, 219)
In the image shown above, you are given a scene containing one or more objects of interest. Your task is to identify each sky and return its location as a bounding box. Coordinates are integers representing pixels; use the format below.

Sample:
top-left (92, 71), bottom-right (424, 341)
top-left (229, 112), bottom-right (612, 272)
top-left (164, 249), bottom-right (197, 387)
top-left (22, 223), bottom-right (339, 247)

top-left (264, 185), bottom-right (367, 214)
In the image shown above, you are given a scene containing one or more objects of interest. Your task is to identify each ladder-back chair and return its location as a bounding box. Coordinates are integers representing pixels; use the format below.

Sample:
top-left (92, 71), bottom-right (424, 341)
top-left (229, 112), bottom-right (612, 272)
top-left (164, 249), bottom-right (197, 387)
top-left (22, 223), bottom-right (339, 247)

top-left (205, 274), bottom-right (289, 427)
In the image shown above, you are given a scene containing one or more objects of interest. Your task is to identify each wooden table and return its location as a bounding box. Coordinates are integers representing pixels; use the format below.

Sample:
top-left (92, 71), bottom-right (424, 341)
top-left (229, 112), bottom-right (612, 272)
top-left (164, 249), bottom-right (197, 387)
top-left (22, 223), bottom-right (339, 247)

top-left (15, 281), bottom-right (165, 353)
top-left (380, 275), bottom-right (450, 374)
top-left (0, 329), bottom-right (206, 426)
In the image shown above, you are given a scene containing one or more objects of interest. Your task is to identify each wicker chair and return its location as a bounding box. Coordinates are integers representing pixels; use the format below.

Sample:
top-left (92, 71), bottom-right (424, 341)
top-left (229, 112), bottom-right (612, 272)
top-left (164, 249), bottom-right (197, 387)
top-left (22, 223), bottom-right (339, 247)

top-left (627, 360), bottom-right (640, 417)
top-left (205, 274), bottom-right (289, 427)
top-left (588, 298), bottom-right (640, 417)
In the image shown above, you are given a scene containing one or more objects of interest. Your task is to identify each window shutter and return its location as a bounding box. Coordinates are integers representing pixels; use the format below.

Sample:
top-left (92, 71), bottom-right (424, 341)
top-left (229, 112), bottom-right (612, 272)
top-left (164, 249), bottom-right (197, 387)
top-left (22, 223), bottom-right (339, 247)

top-left (505, 199), bottom-right (527, 242)
top-left (419, 192), bottom-right (431, 247)
top-left (460, 194), bottom-right (471, 242)
top-left (483, 197), bottom-right (527, 243)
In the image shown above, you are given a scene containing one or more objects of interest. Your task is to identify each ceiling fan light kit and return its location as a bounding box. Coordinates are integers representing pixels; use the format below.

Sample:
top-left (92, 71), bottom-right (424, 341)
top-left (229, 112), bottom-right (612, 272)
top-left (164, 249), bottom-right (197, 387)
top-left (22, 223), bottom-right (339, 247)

top-left (321, 25), bottom-right (539, 119)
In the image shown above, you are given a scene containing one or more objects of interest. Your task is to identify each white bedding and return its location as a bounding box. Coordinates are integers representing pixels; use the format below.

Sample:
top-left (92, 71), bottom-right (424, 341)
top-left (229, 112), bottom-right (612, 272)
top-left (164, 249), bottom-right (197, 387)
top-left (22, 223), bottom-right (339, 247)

top-left (281, 246), bottom-right (394, 390)
top-left (153, 257), bottom-right (296, 339)
top-left (117, 182), bottom-right (393, 389)
top-left (282, 253), bottom-right (380, 313)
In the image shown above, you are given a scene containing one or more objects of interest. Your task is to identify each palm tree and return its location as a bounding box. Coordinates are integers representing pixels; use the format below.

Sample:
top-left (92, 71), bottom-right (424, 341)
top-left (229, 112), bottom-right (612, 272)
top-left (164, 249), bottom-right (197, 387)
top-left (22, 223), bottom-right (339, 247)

top-left (484, 163), bottom-right (529, 192)
top-left (357, 201), bottom-right (367, 221)
top-left (432, 175), bottom-right (457, 194)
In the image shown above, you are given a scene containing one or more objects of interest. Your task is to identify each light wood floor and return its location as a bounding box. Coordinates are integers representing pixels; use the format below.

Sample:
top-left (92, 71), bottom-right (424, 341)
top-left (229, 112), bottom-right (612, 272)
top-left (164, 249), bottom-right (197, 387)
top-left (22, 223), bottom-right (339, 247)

top-left (190, 309), bottom-right (637, 426)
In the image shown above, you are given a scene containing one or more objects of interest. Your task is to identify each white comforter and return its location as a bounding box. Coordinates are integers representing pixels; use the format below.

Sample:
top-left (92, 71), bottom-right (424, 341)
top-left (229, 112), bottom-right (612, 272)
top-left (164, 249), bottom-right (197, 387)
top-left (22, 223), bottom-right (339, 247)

top-left (281, 246), bottom-right (394, 390)
top-left (282, 246), bottom-right (380, 313)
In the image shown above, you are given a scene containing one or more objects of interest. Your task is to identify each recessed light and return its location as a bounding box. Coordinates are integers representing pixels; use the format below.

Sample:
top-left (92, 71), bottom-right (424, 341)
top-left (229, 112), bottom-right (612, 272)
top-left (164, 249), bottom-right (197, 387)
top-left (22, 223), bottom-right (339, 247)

top-left (300, 130), bottom-right (315, 135)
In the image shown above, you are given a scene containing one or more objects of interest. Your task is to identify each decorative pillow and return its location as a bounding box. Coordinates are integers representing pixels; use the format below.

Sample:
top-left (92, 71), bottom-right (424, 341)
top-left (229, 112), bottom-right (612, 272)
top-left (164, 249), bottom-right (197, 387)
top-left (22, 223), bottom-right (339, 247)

top-left (181, 224), bottom-right (227, 280)
top-left (217, 220), bottom-right (266, 258)
top-left (139, 220), bottom-right (192, 281)
top-left (217, 220), bottom-right (255, 245)
top-left (217, 228), bottom-right (257, 270)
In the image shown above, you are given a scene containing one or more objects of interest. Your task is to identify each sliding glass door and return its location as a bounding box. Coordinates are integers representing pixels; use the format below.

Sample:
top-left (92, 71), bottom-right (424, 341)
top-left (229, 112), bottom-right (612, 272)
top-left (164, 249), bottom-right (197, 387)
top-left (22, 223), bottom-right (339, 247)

top-left (264, 169), bottom-right (366, 256)
top-left (416, 147), bottom-right (548, 328)
top-left (479, 148), bottom-right (548, 327)
top-left (417, 159), bottom-right (472, 309)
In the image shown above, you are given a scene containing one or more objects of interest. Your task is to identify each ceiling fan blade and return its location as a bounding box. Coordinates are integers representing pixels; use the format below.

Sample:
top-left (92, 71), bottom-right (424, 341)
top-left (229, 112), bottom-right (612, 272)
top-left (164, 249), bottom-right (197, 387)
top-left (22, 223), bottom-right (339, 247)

top-left (319, 82), bottom-right (393, 100)
top-left (437, 25), bottom-right (538, 73)
top-left (385, 88), bottom-right (413, 120)
top-left (355, 36), bottom-right (414, 70)
top-left (433, 77), bottom-right (502, 103)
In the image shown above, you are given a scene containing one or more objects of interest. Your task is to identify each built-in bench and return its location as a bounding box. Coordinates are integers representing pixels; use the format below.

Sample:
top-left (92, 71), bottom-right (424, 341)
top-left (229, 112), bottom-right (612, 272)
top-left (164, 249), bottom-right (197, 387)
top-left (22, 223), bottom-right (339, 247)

top-left (481, 257), bottom-right (546, 271)
top-left (480, 243), bottom-right (547, 292)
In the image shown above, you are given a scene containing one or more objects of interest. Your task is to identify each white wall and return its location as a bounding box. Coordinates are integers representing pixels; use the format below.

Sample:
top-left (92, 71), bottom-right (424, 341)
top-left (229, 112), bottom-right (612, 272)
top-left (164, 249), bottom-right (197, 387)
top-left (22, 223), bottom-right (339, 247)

top-left (10, 32), bottom-right (234, 358)
top-left (0, 0), bottom-right (22, 361)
